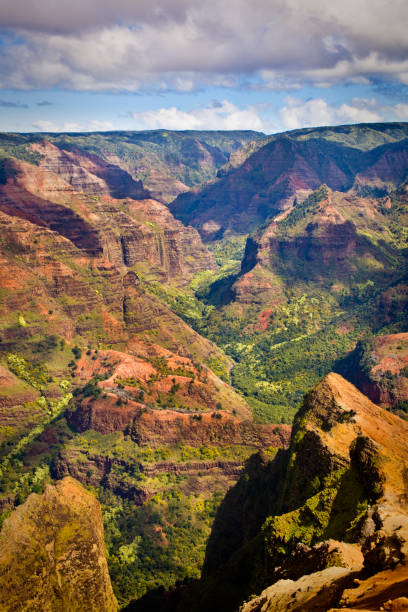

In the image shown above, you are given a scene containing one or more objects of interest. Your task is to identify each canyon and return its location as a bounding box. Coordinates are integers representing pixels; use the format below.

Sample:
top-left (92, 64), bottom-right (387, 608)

top-left (0, 123), bottom-right (407, 610)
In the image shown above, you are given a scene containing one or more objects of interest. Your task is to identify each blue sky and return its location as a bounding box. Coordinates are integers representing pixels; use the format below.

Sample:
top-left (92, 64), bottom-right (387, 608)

top-left (0, 0), bottom-right (408, 134)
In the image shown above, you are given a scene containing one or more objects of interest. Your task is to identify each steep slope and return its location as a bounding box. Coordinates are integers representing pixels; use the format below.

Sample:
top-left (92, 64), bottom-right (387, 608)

top-left (0, 124), bottom-right (407, 609)
top-left (44, 130), bottom-right (265, 202)
top-left (45, 343), bottom-right (288, 605)
top-left (32, 139), bottom-right (149, 200)
top-left (0, 208), bottom-right (238, 447)
top-left (337, 333), bottom-right (408, 415)
top-left (0, 130), bottom-right (265, 203)
top-left (194, 373), bottom-right (408, 612)
top-left (196, 184), bottom-right (408, 422)
top-left (0, 154), bottom-right (216, 284)
top-left (238, 186), bottom-right (404, 293)
top-left (219, 122), bottom-right (408, 177)
top-left (0, 144), bottom-right (292, 607)
top-left (0, 476), bottom-right (117, 611)
top-left (170, 131), bottom-right (408, 239)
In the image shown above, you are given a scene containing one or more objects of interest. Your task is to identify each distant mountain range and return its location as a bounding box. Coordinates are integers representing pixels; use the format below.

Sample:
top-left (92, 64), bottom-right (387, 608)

top-left (0, 129), bottom-right (264, 202)
top-left (170, 122), bottom-right (408, 238)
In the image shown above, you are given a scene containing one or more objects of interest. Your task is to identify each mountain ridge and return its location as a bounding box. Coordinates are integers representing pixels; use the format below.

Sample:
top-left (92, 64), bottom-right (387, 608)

top-left (170, 128), bottom-right (408, 239)
top-left (187, 373), bottom-right (408, 612)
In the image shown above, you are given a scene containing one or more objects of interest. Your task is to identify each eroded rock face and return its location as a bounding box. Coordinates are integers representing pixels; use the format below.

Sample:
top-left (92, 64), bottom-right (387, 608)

top-left (33, 140), bottom-right (149, 200)
top-left (0, 156), bottom-right (216, 285)
top-left (335, 564), bottom-right (408, 610)
top-left (118, 197), bottom-right (217, 281)
top-left (198, 373), bottom-right (408, 612)
top-left (0, 159), bottom-right (103, 256)
top-left (170, 135), bottom-right (408, 239)
top-left (0, 207), bottom-right (222, 370)
top-left (39, 130), bottom-right (264, 203)
top-left (238, 189), bottom-right (396, 293)
top-left (67, 399), bottom-right (289, 448)
top-left (171, 137), bottom-right (358, 237)
top-left (0, 477), bottom-right (117, 612)
top-left (226, 187), bottom-right (408, 332)
top-left (53, 449), bottom-right (246, 497)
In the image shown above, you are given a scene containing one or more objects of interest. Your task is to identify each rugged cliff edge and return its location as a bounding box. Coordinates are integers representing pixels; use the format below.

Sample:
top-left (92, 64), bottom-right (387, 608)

top-left (337, 333), bottom-right (408, 413)
top-left (192, 373), bottom-right (408, 612)
top-left (0, 476), bottom-right (117, 611)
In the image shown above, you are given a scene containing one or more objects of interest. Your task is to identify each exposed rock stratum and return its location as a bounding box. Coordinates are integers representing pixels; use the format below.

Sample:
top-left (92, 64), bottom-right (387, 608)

top-left (0, 477), bottom-right (117, 612)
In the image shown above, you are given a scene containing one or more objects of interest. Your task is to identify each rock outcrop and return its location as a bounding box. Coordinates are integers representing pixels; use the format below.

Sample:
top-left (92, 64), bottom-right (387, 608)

top-left (240, 567), bottom-right (353, 612)
top-left (67, 399), bottom-right (289, 448)
top-left (195, 373), bottom-right (408, 612)
top-left (0, 207), bottom-right (223, 362)
top-left (0, 477), bottom-right (117, 611)
top-left (235, 187), bottom-right (402, 300)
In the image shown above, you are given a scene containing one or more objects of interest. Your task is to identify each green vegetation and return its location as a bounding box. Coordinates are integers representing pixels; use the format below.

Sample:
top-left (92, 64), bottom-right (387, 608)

top-left (207, 234), bottom-right (247, 267)
top-left (165, 185), bottom-right (408, 423)
top-left (232, 122), bottom-right (408, 165)
top-left (262, 462), bottom-right (369, 566)
top-left (46, 428), bottom-right (255, 606)
top-left (103, 488), bottom-right (224, 605)
top-left (278, 185), bottom-right (329, 230)
top-left (0, 125), bottom-right (408, 609)
top-left (0, 134), bottom-right (44, 166)
top-left (39, 130), bottom-right (265, 201)
top-left (6, 354), bottom-right (49, 391)
top-left (136, 219), bottom-right (407, 423)
top-left (290, 122), bottom-right (408, 151)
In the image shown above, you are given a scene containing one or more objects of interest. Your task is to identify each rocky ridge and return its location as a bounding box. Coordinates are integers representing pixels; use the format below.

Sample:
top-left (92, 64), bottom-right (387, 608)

top-left (234, 186), bottom-right (404, 304)
top-left (0, 143), bottom-right (291, 607)
top-left (41, 130), bottom-right (265, 202)
top-left (50, 346), bottom-right (289, 506)
top-left (32, 140), bottom-right (149, 200)
top-left (197, 182), bottom-right (408, 423)
top-left (194, 373), bottom-right (408, 612)
top-left (1, 125), bottom-right (407, 609)
top-left (0, 476), bottom-right (117, 611)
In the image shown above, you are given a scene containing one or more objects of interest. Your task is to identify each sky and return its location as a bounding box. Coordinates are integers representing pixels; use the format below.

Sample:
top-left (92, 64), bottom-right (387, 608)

top-left (0, 0), bottom-right (408, 134)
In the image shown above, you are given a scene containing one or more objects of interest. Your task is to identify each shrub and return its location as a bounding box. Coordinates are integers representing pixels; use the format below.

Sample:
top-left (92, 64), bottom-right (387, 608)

top-left (72, 346), bottom-right (82, 360)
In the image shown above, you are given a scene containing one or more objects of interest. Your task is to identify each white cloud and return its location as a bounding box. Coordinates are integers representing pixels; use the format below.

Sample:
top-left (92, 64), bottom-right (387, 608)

top-left (87, 120), bottom-right (114, 131)
top-left (31, 97), bottom-right (408, 134)
top-left (304, 53), bottom-right (408, 88)
top-left (32, 120), bottom-right (60, 131)
top-left (0, 1), bottom-right (407, 91)
top-left (278, 96), bottom-right (408, 130)
top-left (32, 119), bottom-right (113, 132)
top-left (131, 100), bottom-right (267, 131)
top-left (0, 0), bottom-right (192, 33)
